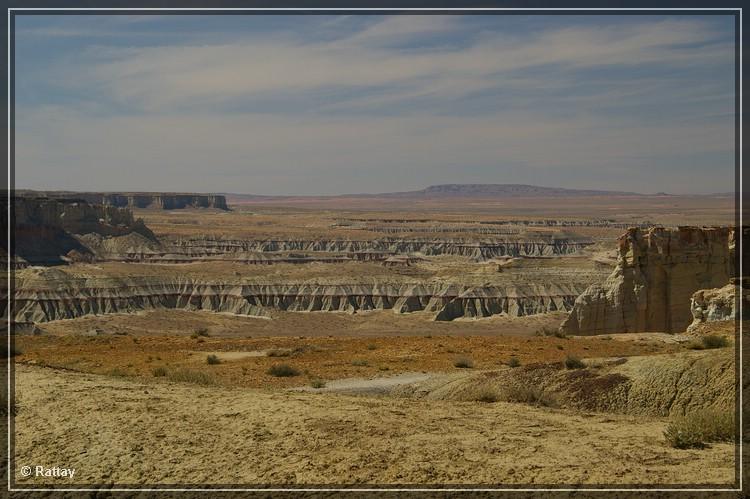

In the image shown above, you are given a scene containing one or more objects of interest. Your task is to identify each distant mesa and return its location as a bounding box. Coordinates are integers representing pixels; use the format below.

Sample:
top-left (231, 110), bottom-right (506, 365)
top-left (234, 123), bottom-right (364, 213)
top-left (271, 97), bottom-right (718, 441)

top-left (225, 184), bottom-right (642, 202)
top-left (15, 190), bottom-right (229, 210)
top-left (379, 184), bottom-right (640, 198)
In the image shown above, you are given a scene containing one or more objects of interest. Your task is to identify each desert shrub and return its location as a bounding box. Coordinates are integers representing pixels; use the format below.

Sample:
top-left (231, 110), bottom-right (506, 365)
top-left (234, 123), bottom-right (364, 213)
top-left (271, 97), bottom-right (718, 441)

top-left (310, 379), bottom-right (326, 389)
top-left (152, 366), bottom-right (168, 377)
top-left (106, 368), bottom-right (129, 377)
top-left (267, 364), bottom-right (300, 377)
top-left (454, 357), bottom-right (474, 369)
top-left (167, 368), bottom-right (214, 385)
top-left (507, 357), bottom-right (521, 368)
top-left (366, 344), bottom-right (378, 350)
top-left (564, 355), bottom-right (586, 369)
top-left (502, 385), bottom-right (558, 407)
top-left (664, 409), bottom-right (735, 449)
top-left (206, 354), bottom-right (221, 365)
top-left (267, 348), bottom-right (291, 357)
top-left (351, 359), bottom-right (369, 367)
top-left (702, 335), bottom-right (729, 349)
top-left (466, 385), bottom-right (502, 403)
top-left (194, 328), bottom-right (210, 337)
top-left (536, 326), bottom-right (568, 339)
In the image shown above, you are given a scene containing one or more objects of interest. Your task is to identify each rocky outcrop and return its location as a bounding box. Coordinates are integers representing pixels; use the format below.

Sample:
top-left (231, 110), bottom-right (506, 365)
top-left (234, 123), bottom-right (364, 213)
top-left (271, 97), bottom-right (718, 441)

top-left (8, 197), bottom-right (158, 265)
top-left (167, 237), bottom-right (592, 260)
top-left (17, 191), bottom-right (229, 210)
top-left (8, 270), bottom-right (588, 324)
top-left (688, 278), bottom-right (748, 331)
top-left (560, 227), bottom-right (736, 335)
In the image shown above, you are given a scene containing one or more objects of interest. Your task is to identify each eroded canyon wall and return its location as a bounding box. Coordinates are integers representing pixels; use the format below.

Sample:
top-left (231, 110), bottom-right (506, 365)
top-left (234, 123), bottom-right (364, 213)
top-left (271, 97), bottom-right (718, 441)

top-left (560, 226), bottom-right (736, 335)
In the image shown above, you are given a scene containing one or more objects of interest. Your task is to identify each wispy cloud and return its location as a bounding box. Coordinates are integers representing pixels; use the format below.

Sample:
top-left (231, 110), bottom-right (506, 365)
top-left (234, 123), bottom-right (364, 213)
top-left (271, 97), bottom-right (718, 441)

top-left (14, 14), bottom-right (736, 194)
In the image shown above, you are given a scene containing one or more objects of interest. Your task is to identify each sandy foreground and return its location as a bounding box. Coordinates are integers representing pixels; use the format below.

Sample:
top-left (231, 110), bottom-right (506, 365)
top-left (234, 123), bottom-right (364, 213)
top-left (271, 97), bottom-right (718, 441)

top-left (12, 364), bottom-right (735, 487)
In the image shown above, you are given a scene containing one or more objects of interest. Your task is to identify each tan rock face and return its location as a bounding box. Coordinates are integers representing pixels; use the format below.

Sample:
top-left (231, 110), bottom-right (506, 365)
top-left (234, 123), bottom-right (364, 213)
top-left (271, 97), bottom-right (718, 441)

top-left (688, 278), bottom-right (748, 331)
top-left (560, 227), bottom-right (736, 335)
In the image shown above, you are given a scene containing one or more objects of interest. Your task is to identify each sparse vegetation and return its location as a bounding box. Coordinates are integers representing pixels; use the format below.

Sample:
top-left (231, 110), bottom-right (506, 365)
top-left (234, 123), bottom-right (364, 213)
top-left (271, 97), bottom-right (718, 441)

top-left (351, 359), bottom-right (369, 367)
top-left (166, 368), bottom-right (214, 385)
top-left (106, 368), bottom-right (129, 377)
top-left (194, 327), bottom-right (210, 337)
top-left (454, 356), bottom-right (474, 369)
top-left (206, 354), bottom-right (221, 365)
top-left (465, 385), bottom-right (502, 403)
top-left (310, 379), bottom-right (326, 389)
top-left (535, 326), bottom-right (568, 339)
top-left (564, 355), bottom-right (586, 369)
top-left (701, 335), bottom-right (729, 349)
top-left (664, 409), bottom-right (735, 449)
top-left (366, 344), bottom-right (378, 350)
top-left (267, 364), bottom-right (300, 377)
top-left (507, 356), bottom-right (521, 368)
top-left (502, 385), bottom-right (558, 407)
top-left (152, 366), bottom-right (167, 377)
top-left (267, 348), bottom-right (292, 357)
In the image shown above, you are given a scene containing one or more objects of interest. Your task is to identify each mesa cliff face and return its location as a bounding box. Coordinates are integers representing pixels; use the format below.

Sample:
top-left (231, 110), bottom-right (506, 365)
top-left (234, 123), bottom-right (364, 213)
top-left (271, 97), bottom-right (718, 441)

top-left (560, 227), bottom-right (736, 335)
top-left (16, 191), bottom-right (229, 210)
top-left (688, 278), bottom-right (747, 331)
top-left (167, 236), bottom-right (592, 260)
top-left (8, 197), bottom-right (158, 265)
top-left (8, 269), bottom-right (588, 325)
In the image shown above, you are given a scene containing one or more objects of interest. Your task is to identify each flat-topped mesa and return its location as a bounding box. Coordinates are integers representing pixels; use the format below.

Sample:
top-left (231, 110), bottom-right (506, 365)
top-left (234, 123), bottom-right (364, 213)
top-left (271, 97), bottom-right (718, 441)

top-left (9, 197), bottom-right (158, 265)
top-left (16, 191), bottom-right (229, 211)
top-left (560, 226), bottom-right (736, 335)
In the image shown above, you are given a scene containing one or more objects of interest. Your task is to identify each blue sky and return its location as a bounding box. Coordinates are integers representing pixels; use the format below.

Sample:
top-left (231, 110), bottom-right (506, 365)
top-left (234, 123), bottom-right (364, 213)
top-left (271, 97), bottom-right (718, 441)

top-left (14, 14), bottom-right (736, 195)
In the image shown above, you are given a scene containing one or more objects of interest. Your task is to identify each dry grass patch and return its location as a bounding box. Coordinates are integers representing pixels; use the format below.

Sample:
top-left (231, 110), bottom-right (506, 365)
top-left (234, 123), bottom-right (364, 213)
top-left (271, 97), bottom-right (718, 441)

top-left (267, 364), bottom-right (300, 377)
top-left (454, 356), bottom-right (474, 369)
top-left (664, 409), bottom-right (735, 449)
top-left (167, 368), bottom-right (215, 385)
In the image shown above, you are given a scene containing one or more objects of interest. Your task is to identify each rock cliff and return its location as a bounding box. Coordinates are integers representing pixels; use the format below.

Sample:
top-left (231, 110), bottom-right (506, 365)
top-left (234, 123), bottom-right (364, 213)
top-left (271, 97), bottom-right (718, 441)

top-left (8, 197), bottom-right (158, 265)
top-left (8, 270), bottom-right (587, 324)
top-left (688, 278), bottom-right (748, 331)
top-left (16, 191), bottom-right (229, 210)
top-left (168, 236), bottom-right (592, 260)
top-left (560, 226), bottom-right (736, 335)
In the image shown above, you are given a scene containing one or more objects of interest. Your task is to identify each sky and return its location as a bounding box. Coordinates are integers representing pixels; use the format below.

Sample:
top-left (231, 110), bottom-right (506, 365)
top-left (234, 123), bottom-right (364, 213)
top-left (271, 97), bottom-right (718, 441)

top-left (14, 14), bottom-right (736, 195)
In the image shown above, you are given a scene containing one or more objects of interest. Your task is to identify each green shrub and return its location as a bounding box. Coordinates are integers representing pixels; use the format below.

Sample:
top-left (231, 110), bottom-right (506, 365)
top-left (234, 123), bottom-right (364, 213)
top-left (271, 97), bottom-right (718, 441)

top-left (206, 354), bottom-right (221, 365)
top-left (152, 366), bottom-right (168, 377)
top-left (267, 364), bottom-right (300, 377)
top-left (167, 368), bottom-right (214, 385)
top-left (702, 335), bottom-right (729, 349)
top-left (564, 355), bottom-right (586, 369)
top-left (507, 356), bottom-right (521, 368)
top-left (454, 357), bottom-right (474, 369)
top-left (310, 379), bottom-right (326, 389)
top-left (664, 409), bottom-right (735, 449)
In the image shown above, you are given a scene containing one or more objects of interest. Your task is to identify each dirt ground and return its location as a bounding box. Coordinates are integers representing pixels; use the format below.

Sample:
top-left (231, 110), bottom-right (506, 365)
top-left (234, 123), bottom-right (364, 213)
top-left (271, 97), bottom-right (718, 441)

top-left (12, 364), bottom-right (735, 487)
top-left (14, 319), bottom-right (683, 389)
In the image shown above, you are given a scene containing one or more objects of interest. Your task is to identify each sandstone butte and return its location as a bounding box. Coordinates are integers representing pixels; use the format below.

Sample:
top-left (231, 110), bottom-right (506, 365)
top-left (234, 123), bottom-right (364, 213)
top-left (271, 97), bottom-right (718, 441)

top-left (560, 226), bottom-right (740, 335)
